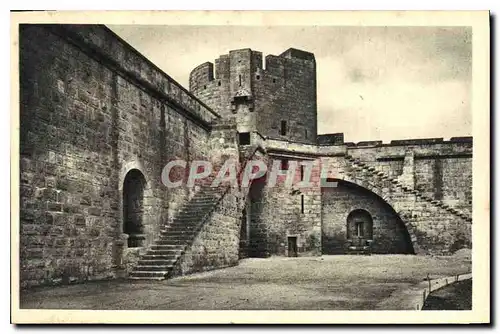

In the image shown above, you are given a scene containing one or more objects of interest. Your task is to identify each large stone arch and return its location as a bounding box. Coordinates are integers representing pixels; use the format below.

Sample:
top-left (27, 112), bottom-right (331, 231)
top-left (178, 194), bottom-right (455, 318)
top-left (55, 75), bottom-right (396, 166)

top-left (337, 176), bottom-right (420, 251)
top-left (321, 178), bottom-right (416, 254)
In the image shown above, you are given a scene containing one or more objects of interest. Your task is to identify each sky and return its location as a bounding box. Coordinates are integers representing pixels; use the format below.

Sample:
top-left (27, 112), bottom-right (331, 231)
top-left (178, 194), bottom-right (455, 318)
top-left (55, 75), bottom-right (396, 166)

top-left (108, 25), bottom-right (472, 143)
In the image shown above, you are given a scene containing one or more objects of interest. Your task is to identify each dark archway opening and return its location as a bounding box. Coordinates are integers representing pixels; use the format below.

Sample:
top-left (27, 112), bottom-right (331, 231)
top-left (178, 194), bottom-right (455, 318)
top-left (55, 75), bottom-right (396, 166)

top-left (123, 169), bottom-right (147, 248)
top-left (346, 209), bottom-right (374, 253)
top-left (347, 209), bottom-right (374, 240)
top-left (240, 176), bottom-right (266, 258)
top-left (239, 206), bottom-right (250, 259)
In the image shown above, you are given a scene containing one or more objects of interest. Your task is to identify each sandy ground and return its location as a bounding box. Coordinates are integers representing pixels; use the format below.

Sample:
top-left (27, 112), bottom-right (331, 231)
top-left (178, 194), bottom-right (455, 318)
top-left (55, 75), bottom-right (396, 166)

top-left (422, 279), bottom-right (472, 310)
top-left (19, 255), bottom-right (471, 310)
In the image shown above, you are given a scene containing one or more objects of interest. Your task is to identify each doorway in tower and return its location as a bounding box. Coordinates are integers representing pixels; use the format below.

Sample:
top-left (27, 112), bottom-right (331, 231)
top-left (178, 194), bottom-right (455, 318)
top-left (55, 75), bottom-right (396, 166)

top-left (239, 176), bottom-right (266, 258)
top-left (287, 236), bottom-right (298, 257)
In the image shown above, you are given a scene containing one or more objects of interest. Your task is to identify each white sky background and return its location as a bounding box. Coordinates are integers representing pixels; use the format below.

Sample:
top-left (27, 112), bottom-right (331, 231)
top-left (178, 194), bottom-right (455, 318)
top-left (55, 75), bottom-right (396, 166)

top-left (108, 25), bottom-right (471, 143)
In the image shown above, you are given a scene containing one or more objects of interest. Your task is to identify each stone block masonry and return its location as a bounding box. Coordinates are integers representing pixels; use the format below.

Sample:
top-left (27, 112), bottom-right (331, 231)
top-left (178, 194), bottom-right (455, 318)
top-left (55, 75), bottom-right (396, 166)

top-left (19, 24), bottom-right (232, 287)
top-left (190, 48), bottom-right (317, 144)
top-left (19, 24), bottom-right (473, 286)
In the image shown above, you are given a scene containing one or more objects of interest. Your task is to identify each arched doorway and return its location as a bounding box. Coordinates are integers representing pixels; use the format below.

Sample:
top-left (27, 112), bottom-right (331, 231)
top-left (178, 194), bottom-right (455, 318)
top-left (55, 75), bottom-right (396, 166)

top-left (123, 169), bottom-right (147, 248)
top-left (321, 179), bottom-right (415, 254)
top-left (239, 176), bottom-right (266, 258)
top-left (346, 209), bottom-right (374, 252)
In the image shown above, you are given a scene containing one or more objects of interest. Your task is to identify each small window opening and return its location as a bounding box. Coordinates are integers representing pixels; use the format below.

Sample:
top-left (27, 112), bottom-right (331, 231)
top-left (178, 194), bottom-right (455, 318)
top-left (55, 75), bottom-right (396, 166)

top-left (305, 129), bottom-right (308, 139)
top-left (280, 120), bottom-right (287, 136)
top-left (273, 78), bottom-right (277, 83)
top-left (256, 75), bottom-right (261, 80)
top-left (281, 159), bottom-right (289, 170)
top-left (239, 74), bottom-right (242, 86)
top-left (300, 165), bottom-right (304, 180)
top-left (356, 222), bottom-right (365, 237)
top-left (203, 85), bottom-right (207, 89)
top-left (300, 195), bottom-right (305, 214)
top-left (238, 132), bottom-right (250, 145)
top-left (218, 81), bottom-right (221, 86)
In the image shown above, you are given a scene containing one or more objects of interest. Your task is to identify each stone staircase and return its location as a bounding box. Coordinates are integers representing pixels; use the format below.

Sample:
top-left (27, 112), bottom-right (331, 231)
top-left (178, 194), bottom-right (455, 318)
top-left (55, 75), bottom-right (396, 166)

top-left (342, 154), bottom-right (472, 254)
top-left (343, 154), bottom-right (472, 223)
top-left (129, 147), bottom-right (260, 280)
top-left (129, 185), bottom-right (227, 279)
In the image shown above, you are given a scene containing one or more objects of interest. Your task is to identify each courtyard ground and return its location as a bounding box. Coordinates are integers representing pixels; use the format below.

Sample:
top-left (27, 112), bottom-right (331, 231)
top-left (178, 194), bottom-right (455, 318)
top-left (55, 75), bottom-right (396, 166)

top-left (20, 255), bottom-right (471, 310)
top-left (422, 279), bottom-right (472, 310)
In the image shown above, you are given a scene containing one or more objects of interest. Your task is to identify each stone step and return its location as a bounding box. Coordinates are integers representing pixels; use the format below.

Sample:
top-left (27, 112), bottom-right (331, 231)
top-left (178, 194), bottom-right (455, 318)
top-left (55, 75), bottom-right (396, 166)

top-left (172, 214), bottom-right (205, 221)
top-left (150, 245), bottom-right (183, 251)
top-left (163, 226), bottom-right (198, 233)
top-left (174, 213), bottom-right (209, 221)
top-left (155, 238), bottom-right (191, 247)
top-left (160, 234), bottom-right (193, 241)
top-left (160, 228), bottom-right (199, 236)
top-left (160, 228), bottom-right (196, 236)
top-left (186, 198), bottom-right (218, 204)
top-left (179, 202), bottom-right (214, 209)
top-left (168, 221), bottom-right (203, 229)
top-left (178, 203), bottom-right (214, 211)
top-left (155, 238), bottom-right (190, 245)
top-left (129, 271), bottom-right (169, 279)
top-left (160, 231), bottom-right (197, 237)
top-left (178, 204), bottom-right (215, 212)
top-left (138, 259), bottom-right (177, 266)
top-left (134, 264), bottom-right (174, 271)
top-left (147, 247), bottom-right (185, 255)
top-left (173, 214), bottom-right (207, 222)
top-left (141, 254), bottom-right (178, 260)
top-left (198, 188), bottom-right (224, 196)
top-left (164, 221), bottom-right (200, 228)
top-left (162, 223), bottom-right (200, 230)
top-left (171, 216), bottom-right (205, 223)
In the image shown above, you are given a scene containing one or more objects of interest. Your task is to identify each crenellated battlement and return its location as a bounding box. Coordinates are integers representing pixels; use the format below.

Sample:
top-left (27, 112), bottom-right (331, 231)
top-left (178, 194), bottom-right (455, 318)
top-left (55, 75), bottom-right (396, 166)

top-left (342, 136), bottom-right (473, 148)
top-left (189, 47), bottom-right (317, 144)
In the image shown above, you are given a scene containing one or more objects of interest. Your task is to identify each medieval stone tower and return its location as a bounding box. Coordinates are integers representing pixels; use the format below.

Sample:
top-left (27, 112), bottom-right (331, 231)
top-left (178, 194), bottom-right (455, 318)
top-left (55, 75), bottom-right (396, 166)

top-left (189, 48), bottom-right (317, 144)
